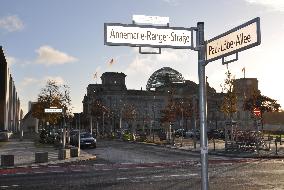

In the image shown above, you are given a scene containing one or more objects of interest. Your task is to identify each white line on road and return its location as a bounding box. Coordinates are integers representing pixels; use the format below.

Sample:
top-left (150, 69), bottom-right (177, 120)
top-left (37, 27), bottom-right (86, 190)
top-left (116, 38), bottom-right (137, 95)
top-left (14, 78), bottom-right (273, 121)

top-left (117, 177), bottom-right (128, 180)
top-left (34, 172), bottom-right (46, 174)
top-left (154, 165), bottom-right (164, 168)
top-left (51, 171), bottom-right (64, 173)
top-left (135, 166), bottom-right (147, 169)
top-left (153, 175), bottom-right (163, 178)
top-left (102, 168), bottom-right (112, 171)
top-left (15, 173), bottom-right (28, 175)
top-left (169, 174), bottom-right (181, 177)
top-left (134, 177), bottom-right (146, 179)
top-left (48, 165), bottom-right (60, 168)
top-left (93, 164), bottom-right (105, 166)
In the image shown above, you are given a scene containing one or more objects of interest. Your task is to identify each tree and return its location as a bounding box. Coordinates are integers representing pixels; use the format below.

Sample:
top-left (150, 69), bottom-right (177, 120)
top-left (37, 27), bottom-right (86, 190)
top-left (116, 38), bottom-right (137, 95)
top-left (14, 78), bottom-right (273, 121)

top-left (89, 100), bottom-right (110, 136)
top-left (32, 80), bottom-right (72, 126)
top-left (122, 103), bottom-right (137, 133)
top-left (220, 70), bottom-right (237, 143)
top-left (244, 90), bottom-right (280, 114)
top-left (244, 90), bottom-right (281, 130)
top-left (220, 70), bottom-right (237, 118)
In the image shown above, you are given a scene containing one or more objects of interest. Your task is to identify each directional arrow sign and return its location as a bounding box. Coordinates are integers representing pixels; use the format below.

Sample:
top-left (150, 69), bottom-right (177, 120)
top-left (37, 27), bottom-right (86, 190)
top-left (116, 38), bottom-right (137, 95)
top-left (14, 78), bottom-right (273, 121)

top-left (206, 17), bottom-right (261, 63)
top-left (104, 23), bottom-right (194, 49)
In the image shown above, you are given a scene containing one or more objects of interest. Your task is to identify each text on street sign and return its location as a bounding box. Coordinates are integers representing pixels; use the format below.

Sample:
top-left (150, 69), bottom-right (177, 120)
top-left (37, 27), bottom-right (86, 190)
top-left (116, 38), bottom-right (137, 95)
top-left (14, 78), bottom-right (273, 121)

top-left (104, 23), bottom-right (193, 49)
top-left (44, 108), bottom-right (62, 113)
top-left (206, 17), bottom-right (261, 63)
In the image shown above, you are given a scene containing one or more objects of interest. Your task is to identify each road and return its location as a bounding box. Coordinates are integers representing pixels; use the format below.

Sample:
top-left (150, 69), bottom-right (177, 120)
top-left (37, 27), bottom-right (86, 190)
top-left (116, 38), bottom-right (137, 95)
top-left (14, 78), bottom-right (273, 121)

top-left (0, 140), bottom-right (284, 189)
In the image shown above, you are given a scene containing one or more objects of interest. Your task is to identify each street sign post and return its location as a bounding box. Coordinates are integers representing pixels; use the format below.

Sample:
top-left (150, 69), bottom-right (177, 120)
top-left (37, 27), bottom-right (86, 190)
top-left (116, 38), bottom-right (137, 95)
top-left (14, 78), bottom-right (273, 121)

top-left (104, 23), bottom-right (194, 49)
top-left (104, 16), bottom-right (261, 190)
top-left (206, 17), bottom-right (260, 63)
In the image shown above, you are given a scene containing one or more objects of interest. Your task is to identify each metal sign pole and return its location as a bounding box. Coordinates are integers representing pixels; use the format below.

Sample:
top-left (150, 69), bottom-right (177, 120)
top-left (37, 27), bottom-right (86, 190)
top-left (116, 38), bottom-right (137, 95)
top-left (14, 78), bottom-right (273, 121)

top-left (197, 22), bottom-right (209, 190)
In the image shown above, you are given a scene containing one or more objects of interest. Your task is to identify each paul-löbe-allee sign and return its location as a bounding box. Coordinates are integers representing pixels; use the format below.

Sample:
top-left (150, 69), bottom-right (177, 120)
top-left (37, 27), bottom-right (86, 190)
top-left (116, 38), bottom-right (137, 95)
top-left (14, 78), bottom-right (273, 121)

top-left (104, 23), bottom-right (193, 49)
top-left (206, 17), bottom-right (261, 62)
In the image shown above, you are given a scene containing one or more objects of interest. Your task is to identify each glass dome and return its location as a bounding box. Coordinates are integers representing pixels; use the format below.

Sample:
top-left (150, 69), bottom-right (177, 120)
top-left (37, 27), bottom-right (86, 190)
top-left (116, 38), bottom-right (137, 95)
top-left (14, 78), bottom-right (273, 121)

top-left (146, 67), bottom-right (184, 91)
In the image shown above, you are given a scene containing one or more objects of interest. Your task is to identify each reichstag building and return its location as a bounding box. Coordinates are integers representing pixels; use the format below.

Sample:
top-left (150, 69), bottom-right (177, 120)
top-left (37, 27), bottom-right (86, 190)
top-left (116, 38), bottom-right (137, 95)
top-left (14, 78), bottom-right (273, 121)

top-left (79, 67), bottom-right (258, 135)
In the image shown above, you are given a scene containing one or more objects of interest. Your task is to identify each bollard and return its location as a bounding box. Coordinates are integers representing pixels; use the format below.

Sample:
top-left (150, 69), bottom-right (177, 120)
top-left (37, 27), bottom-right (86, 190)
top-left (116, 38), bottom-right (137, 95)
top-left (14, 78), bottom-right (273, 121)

top-left (1, 155), bottom-right (14, 167)
top-left (35, 152), bottom-right (48, 163)
top-left (70, 147), bottom-right (80, 157)
top-left (58, 149), bottom-right (70, 160)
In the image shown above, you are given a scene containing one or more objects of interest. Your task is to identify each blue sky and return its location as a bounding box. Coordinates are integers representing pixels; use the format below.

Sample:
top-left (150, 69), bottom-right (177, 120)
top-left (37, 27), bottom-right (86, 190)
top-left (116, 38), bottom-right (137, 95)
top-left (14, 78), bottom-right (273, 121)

top-left (1, 0), bottom-right (284, 114)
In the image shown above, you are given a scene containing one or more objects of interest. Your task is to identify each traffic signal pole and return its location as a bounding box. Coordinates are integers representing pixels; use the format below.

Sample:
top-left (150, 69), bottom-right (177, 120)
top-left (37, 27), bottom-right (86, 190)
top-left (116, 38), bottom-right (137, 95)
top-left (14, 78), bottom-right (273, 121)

top-left (197, 22), bottom-right (209, 190)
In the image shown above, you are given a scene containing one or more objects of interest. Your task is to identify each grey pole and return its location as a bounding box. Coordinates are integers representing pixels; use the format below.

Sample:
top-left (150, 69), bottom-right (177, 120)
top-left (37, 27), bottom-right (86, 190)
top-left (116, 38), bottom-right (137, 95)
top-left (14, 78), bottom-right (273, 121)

top-left (197, 22), bottom-right (209, 190)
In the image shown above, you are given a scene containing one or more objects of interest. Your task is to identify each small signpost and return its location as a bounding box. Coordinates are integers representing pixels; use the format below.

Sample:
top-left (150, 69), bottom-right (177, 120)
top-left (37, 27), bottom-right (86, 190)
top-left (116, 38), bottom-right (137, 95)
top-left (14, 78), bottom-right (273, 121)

top-left (253, 107), bottom-right (261, 117)
top-left (104, 16), bottom-right (261, 190)
top-left (44, 108), bottom-right (63, 113)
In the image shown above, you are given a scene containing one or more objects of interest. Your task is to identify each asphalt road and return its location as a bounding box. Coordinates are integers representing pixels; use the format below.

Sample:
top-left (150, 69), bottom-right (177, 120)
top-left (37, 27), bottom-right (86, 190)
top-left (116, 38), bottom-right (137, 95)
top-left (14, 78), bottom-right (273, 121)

top-left (1, 140), bottom-right (284, 190)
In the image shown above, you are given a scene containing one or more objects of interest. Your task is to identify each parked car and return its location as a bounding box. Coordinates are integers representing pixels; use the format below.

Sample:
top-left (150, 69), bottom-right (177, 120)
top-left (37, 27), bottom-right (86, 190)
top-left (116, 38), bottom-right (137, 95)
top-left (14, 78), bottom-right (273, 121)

top-left (174, 129), bottom-right (186, 138)
top-left (80, 132), bottom-right (96, 148)
top-left (71, 132), bottom-right (96, 148)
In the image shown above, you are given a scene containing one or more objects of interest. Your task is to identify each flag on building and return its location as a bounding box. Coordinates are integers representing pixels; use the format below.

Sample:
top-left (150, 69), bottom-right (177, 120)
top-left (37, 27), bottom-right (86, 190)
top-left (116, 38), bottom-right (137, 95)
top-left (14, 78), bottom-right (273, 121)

top-left (108, 58), bottom-right (115, 66)
top-left (93, 72), bottom-right (98, 79)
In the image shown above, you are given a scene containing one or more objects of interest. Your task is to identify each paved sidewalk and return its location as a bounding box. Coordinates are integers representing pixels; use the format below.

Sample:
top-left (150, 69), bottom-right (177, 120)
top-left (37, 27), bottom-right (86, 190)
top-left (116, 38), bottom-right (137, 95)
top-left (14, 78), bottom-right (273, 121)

top-left (0, 138), bottom-right (96, 169)
top-left (136, 137), bottom-right (284, 158)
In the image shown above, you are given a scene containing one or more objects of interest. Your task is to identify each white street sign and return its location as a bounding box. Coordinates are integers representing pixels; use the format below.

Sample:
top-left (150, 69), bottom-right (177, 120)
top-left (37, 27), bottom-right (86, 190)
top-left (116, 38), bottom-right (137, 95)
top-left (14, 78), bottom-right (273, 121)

top-left (44, 108), bottom-right (62, 113)
top-left (104, 23), bottom-right (193, 49)
top-left (206, 17), bottom-right (261, 63)
top-left (132, 15), bottom-right (169, 25)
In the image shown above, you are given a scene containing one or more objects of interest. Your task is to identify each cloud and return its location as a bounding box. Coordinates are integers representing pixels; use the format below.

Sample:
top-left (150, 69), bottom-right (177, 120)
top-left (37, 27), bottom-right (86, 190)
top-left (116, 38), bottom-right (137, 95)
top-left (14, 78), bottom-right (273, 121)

top-left (35, 45), bottom-right (78, 66)
top-left (43, 76), bottom-right (65, 85)
top-left (244, 0), bottom-right (284, 12)
top-left (6, 56), bottom-right (16, 66)
top-left (162, 0), bottom-right (179, 6)
top-left (21, 77), bottom-right (39, 87)
top-left (0, 15), bottom-right (24, 32)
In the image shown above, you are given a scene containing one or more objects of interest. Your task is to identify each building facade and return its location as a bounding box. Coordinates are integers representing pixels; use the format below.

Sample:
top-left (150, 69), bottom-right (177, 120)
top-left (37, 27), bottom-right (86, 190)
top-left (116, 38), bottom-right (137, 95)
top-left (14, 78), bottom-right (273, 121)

top-left (0, 46), bottom-right (22, 132)
top-left (80, 67), bottom-right (259, 135)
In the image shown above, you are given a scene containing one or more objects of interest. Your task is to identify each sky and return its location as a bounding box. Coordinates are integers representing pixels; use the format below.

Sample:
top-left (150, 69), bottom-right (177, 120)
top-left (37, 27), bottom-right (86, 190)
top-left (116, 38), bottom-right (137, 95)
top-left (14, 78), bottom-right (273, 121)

top-left (1, 0), bottom-right (284, 115)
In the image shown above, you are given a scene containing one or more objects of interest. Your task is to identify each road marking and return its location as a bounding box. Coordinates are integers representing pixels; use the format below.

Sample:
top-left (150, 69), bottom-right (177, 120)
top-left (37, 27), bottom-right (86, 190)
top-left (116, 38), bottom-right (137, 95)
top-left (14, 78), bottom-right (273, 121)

top-left (15, 172), bottom-right (28, 175)
top-left (117, 177), bottom-right (128, 180)
top-left (0, 186), bottom-right (8, 188)
top-left (102, 168), bottom-right (112, 171)
top-left (153, 175), bottom-right (163, 178)
top-left (169, 174), bottom-right (181, 177)
top-left (154, 165), bottom-right (163, 168)
top-left (135, 166), bottom-right (147, 169)
top-left (34, 172), bottom-right (46, 174)
top-left (93, 164), bottom-right (105, 166)
top-left (134, 177), bottom-right (145, 179)
top-left (48, 165), bottom-right (60, 168)
top-left (51, 171), bottom-right (64, 173)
